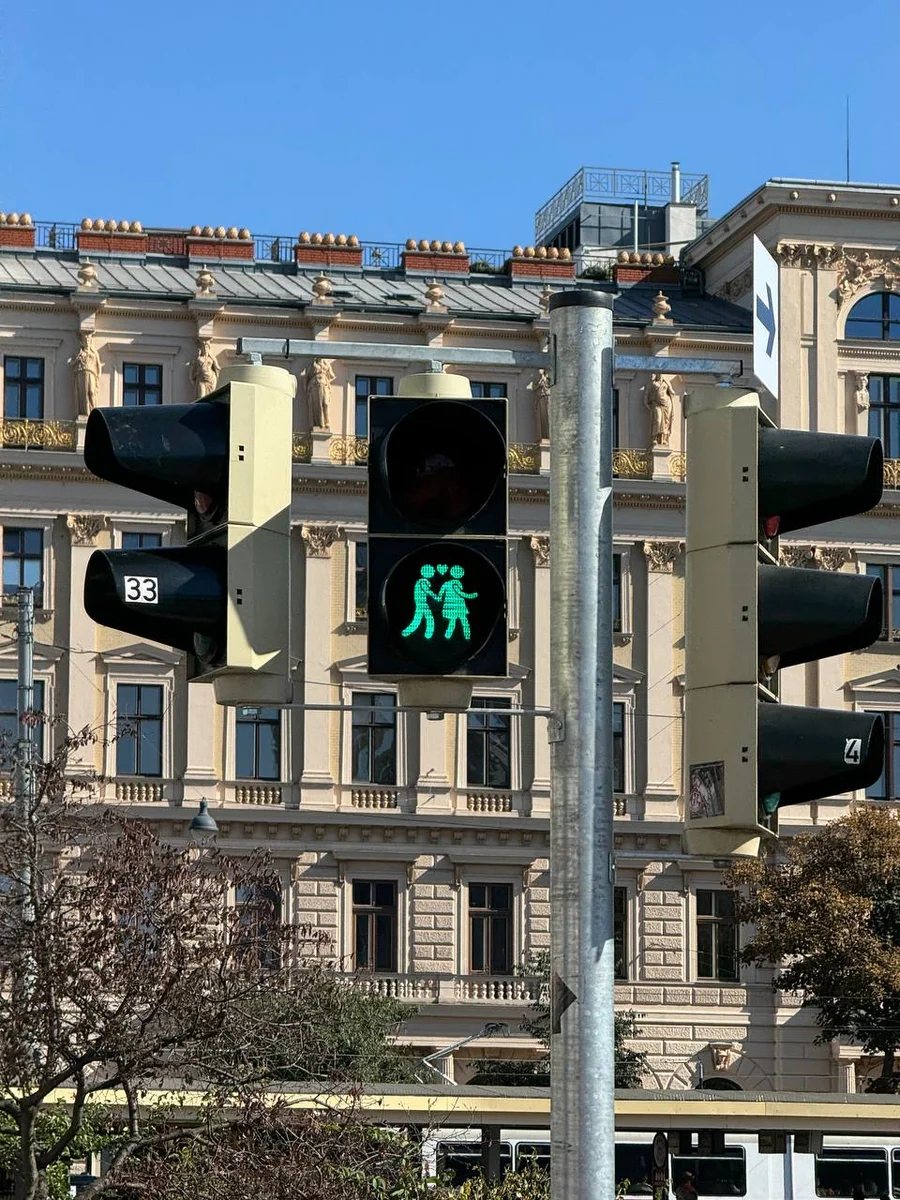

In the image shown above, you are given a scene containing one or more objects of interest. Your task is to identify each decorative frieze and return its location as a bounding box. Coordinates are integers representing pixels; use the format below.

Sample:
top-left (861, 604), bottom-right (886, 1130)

top-left (530, 535), bottom-right (550, 568)
top-left (66, 513), bottom-right (107, 546)
top-left (835, 247), bottom-right (900, 307)
top-left (776, 242), bottom-right (841, 270)
top-left (780, 544), bottom-right (854, 570)
top-left (300, 525), bottom-right (343, 558)
top-left (715, 267), bottom-right (752, 303)
top-left (642, 540), bottom-right (682, 573)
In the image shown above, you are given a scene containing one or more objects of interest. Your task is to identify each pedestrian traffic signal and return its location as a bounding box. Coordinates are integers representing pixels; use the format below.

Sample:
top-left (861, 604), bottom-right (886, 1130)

top-left (684, 386), bottom-right (885, 858)
top-left (367, 372), bottom-right (507, 679)
top-left (82, 364), bottom-right (295, 705)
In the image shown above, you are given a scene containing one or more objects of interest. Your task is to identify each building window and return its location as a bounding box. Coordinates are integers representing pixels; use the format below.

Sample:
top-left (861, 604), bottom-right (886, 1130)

top-left (867, 376), bottom-right (900, 458)
top-left (469, 382), bottom-right (507, 398)
top-left (613, 702), bottom-right (625, 793)
top-left (122, 531), bottom-right (162, 551)
top-left (865, 563), bottom-right (897, 640)
top-left (613, 554), bottom-right (622, 632)
top-left (469, 883), bottom-right (512, 975)
top-left (235, 884), bottom-right (281, 969)
top-left (845, 292), bottom-right (900, 341)
top-left (351, 692), bottom-right (396, 785)
top-left (122, 363), bottom-right (162, 407)
top-left (354, 542), bottom-right (368, 620)
top-left (866, 710), bottom-right (900, 800)
top-left (352, 880), bottom-right (397, 972)
top-left (3, 357), bottom-right (44, 419)
top-left (0, 679), bottom-right (45, 767)
top-left (354, 375), bottom-right (392, 438)
top-left (235, 706), bottom-right (280, 781)
top-left (467, 697), bottom-right (511, 789)
top-left (2, 529), bottom-right (43, 606)
top-left (116, 684), bottom-right (163, 777)
top-left (614, 886), bottom-right (627, 980)
top-left (696, 890), bottom-right (738, 981)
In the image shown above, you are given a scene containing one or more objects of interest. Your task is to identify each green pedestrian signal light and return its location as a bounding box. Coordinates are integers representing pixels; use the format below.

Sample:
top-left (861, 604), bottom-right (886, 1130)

top-left (367, 375), bottom-right (508, 679)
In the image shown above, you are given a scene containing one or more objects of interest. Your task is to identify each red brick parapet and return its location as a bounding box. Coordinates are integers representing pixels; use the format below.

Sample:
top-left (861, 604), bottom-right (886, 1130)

top-left (402, 239), bottom-right (470, 273)
top-left (295, 233), bottom-right (362, 267)
top-left (508, 246), bottom-right (575, 279)
top-left (186, 225), bottom-right (253, 260)
top-left (615, 265), bottom-right (681, 284)
top-left (0, 213), bottom-right (35, 249)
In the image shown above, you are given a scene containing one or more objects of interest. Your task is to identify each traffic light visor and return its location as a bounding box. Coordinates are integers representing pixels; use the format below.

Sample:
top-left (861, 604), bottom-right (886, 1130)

top-left (758, 428), bottom-right (883, 536)
top-left (381, 401), bottom-right (506, 530)
top-left (84, 402), bottom-right (229, 515)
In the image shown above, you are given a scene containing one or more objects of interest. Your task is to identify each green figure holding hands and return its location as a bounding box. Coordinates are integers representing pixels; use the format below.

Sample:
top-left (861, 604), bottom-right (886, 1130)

top-left (402, 564), bottom-right (439, 639)
top-left (439, 565), bottom-right (478, 640)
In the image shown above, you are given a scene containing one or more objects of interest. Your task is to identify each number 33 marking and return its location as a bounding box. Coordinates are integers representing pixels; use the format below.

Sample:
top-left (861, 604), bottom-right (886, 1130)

top-left (123, 575), bottom-right (159, 604)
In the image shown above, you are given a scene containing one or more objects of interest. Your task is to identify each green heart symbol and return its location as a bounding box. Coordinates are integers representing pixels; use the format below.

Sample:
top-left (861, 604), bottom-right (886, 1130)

top-left (436, 564), bottom-right (448, 574)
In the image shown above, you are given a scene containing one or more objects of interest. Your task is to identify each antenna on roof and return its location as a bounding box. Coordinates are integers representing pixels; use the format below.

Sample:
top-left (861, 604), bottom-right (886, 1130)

top-left (845, 95), bottom-right (851, 183)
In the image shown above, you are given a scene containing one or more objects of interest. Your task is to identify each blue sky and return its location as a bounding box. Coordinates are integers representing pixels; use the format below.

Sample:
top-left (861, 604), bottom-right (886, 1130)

top-left (2, 0), bottom-right (898, 249)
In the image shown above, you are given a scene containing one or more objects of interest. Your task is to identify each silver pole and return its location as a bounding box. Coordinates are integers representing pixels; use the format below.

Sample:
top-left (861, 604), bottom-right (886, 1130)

top-left (549, 290), bottom-right (616, 1200)
top-left (15, 586), bottom-right (36, 826)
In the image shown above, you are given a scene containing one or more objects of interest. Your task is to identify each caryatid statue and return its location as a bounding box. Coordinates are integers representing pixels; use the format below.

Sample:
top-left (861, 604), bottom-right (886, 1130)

top-left (190, 339), bottom-right (219, 399)
top-left (72, 331), bottom-right (100, 416)
top-left (644, 374), bottom-right (676, 448)
top-left (531, 368), bottom-right (550, 441)
top-left (307, 358), bottom-right (335, 429)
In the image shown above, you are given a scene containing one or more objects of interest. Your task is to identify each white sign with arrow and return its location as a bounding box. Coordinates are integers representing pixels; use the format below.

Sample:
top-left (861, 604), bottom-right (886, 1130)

top-left (752, 234), bottom-right (780, 400)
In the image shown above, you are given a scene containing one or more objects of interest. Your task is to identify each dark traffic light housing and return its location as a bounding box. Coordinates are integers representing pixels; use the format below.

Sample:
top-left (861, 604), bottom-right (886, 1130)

top-left (684, 387), bottom-right (885, 858)
top-left (367, 375), bottom-right (508, 679)
top-left (82, 364), bottom-right (296, 705)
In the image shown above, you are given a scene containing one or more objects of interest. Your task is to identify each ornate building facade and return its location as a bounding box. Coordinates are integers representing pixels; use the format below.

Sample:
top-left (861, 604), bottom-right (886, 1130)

top-left (0, 177), bottom-right (898, 1091)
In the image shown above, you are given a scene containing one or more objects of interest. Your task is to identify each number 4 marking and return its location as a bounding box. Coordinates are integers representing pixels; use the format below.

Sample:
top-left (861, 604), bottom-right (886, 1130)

top-left (844, 737), bottom-right (862, 766)
top-left (123, 576), bottom-right (159, 604)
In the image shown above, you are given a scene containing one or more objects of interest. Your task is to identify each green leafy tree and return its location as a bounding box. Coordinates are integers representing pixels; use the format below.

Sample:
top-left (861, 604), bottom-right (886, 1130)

top-left (473, 951), bottom-right (648, 1088)
top-left (728, 806), bottom-right (900, 1091)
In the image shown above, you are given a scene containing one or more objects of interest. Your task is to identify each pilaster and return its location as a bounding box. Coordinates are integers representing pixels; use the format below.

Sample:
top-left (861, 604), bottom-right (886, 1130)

top-left (299, 526), bottom-right (342, 801)
top-left (65, 515), bottom-right (107, 768)
top-left (530, 537), bottom-right (551, 803)
top-left (641, 541), bottom-right (680, 815)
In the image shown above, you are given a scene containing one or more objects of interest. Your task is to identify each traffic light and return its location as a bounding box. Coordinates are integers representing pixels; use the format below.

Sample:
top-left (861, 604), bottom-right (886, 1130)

top-left (367, 372), bottom-right (508, 680)
top-left (684, 385), bottom-right (885, 858)
top-left (82, 364), bottom-right (296, 705)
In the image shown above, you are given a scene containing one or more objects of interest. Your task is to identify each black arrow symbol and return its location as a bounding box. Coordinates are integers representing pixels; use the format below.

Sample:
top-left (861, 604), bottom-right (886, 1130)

top-left (756, 283), bottom-right (776, 357)
top-left (551, 972), bottom-right (577, 1035)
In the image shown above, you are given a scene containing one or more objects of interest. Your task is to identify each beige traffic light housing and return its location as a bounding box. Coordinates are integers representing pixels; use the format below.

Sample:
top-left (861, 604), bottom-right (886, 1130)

top-left (683, 386), bottom-right (775, 859)
top-left (207, 364), bottom-right (294, 706)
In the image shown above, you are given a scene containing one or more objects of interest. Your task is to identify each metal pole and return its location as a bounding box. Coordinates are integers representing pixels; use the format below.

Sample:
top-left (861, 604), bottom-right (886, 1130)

top-left (14, 586), bottom-right (35, 826)
top-left (549, 290), bottom-right (616, 1200)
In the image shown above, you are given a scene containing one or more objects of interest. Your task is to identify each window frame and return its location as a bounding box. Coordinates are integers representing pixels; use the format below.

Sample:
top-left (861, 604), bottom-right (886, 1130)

top-left (695, 888), bottom-right (739, 983)
top-left (865, 707), bottom-right (900, 801)
top-left (344, 534), bottom-right (368, 626)
top-left (234, 705), bottom-right (282, 782)
top-left (2, 526), bottom-right (45, 607)
top-left (844, 290), bottom-right (900, 341)
top-left (349, 691), bottom-right (398, 786)
top-left (354, 375), bottom-right (393, 439)
top-left (468, 382), bottom-right (508, 399)
top-left (613, 885), bottom-right (629, 981)
top-left (233, 882), bottom-right (283, 971)
top-left (115, 682), bottom-right (165, 778)
top-left (466, 696), bottom-right (513, 790)
top-left (865, 374), bottom-right (900, 458)
top-left (0, 677), bottom-right (48, 767)
top-left (121, 362), bottom-right (163, 408)
top-left (468, 882), bottom-right (514, 975)
top-left (3, 355), bottom-right (45, 420)
top-left (351, 878), bottom-right (399, 973)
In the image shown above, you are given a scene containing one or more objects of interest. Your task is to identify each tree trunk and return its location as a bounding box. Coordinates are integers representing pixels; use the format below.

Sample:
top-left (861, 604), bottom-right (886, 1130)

top-left (14, 1109), bottom-right (40, 1200)
top-left (882, 1045), bottom-right (896, 1081)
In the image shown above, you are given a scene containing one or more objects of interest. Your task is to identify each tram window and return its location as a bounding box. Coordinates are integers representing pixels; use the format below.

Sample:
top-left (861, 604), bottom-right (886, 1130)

top-left (516, 1143), bottom-right (551, 1171)
top-left (816, 1147), bottom-right (888, 1197)
top-left (672, 1147), bottom-right (746, 1196)
top-left (436, 1140), bottom-right (512, 1183)
top-left (616, 1144), bottom-right (655, 1195)
top-left (892, 1146), bottom-right (900, 1197)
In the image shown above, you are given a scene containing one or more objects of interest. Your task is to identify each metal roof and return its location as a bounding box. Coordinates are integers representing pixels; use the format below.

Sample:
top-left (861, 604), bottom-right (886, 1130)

top-left (0, 251), bottom-right (751, 335)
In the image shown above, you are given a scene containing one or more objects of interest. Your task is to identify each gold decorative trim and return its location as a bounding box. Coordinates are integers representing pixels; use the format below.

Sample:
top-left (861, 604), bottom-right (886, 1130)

top-left (508, 443), bottom-right (540, 473)
top-left (330, 435), bottom-right (369, 466)
top-left (292, 432), bottom-right (312, 462)
top-left (884, 459), bottom-right (900, 490)
top-left (612, 448), bottom-right (653, 479)
top-left (1, 419), bottom-right (77, 451)
top-left (670, 452), bottom-right (686, 481)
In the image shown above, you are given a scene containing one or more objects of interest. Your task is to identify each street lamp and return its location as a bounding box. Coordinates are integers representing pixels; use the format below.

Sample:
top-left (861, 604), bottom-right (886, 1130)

top-left (188, 797), bottom-right (218, 841)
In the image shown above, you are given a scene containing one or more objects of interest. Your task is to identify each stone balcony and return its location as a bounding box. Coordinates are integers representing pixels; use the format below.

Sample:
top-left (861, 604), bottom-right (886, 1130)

top-left (350, 972), bottom-right (541, 1004)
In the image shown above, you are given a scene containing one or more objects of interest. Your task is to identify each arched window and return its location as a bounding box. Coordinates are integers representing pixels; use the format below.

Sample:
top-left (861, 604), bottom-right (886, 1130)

top-left (845, 291), bottom-right (900, 339)
top-left (696, 1077), bottom-right (743, 1091)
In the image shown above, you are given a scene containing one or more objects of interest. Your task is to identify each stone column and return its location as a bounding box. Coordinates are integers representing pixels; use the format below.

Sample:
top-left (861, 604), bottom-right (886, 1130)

top-left (65, 515), bottom-right (108, 770)
top-left (530, 537), bottom-right (551, 810)
top-left (416, 713), bottom-right (452, 813)
top-left (642, 541), bottom-right (680, 816)
top-left (299, 526), bottom-right (342, 804)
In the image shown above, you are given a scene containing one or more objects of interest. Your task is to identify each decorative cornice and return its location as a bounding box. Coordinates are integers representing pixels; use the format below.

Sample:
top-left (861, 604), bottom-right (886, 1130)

top-left (834, 247), bottom-right (900, 308)
top-left (66, 513), bottom-right (108, 546)
top-left (642, 540), bottom-right (682, 573)
top-left (300, 524), bottom-right (343, 557)
top-left (530, 536), bottom-right (550, 568)
top-left (776, 242), bottom-right (841, 270)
